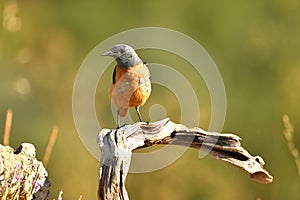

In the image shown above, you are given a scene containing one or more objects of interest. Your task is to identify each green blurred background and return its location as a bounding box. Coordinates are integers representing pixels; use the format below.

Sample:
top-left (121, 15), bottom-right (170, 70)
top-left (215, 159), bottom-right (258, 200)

top-left (1, 0), bottom-right (300, 199)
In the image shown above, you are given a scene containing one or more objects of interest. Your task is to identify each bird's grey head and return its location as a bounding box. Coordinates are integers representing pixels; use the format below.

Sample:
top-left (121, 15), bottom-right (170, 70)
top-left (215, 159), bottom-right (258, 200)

top-left (101, 44), bottom-right (142, 68)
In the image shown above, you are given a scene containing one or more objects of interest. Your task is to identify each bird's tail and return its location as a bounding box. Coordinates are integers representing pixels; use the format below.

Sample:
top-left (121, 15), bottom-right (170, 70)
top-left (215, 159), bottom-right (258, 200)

top-left (118, 108), bottom-right (129, 117)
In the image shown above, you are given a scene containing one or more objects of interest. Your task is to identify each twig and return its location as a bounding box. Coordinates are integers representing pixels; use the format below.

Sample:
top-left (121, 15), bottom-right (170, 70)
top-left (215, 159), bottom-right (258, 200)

top-left (43, 126), bottom-right (59, 167)
top-left (282, 115), bottom-right (300, 175)
top-left (3, 108), bottom-right (13, 146)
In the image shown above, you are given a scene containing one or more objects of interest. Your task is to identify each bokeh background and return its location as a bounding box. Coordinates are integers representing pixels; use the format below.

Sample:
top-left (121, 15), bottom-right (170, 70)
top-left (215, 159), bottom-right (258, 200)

top-left (1, 0), bottom-right (300, 199)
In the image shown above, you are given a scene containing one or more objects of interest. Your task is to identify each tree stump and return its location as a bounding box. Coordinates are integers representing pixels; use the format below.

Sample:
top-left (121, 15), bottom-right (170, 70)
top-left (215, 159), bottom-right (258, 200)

top-left (0, 143), bottom-right (50, 200)
top-left (97, 118), bottom-right (273, 200)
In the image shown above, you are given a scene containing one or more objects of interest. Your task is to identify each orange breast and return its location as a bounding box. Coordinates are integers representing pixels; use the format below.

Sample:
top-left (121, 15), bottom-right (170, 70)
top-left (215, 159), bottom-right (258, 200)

top-left (109, 62), bottom-right (151, 117)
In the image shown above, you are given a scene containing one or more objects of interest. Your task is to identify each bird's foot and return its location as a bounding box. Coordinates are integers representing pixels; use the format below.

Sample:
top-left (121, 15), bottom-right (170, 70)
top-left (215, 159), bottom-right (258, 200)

top-left (116, 123), bottom-right (127, 129)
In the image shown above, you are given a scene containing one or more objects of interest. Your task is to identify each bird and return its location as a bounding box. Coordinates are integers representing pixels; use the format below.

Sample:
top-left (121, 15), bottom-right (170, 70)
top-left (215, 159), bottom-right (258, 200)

top-left (102, 44), bottom-right (151, 127)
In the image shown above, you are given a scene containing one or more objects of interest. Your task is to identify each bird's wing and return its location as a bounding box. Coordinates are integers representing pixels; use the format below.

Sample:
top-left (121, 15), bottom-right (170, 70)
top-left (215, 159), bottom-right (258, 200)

top-left (112, 66), bottom-right (117, 84)
top-left (143, 61), bottom-right (151, 79)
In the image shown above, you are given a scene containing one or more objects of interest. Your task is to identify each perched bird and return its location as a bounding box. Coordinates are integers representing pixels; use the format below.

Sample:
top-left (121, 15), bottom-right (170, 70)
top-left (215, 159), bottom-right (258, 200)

top-left (102, 44), bottom-right (151, 127)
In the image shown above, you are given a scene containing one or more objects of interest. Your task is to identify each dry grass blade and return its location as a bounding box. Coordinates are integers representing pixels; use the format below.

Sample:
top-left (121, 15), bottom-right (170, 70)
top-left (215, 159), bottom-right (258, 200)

top-left (282, 115), bottom-right (300, 175)
top-left (55, 190), bottom-right (63, 200)
top-left (3, 108), bottom-right (13, 146)
top-left (43, 126), bottom-right (59, 167)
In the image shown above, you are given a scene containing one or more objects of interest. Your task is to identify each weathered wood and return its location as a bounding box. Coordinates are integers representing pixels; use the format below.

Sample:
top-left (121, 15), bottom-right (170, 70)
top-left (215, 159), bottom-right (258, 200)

top-left (97, 118), bottom-right (273, 200)
top-left (0, 143), bottom-right (50, 200)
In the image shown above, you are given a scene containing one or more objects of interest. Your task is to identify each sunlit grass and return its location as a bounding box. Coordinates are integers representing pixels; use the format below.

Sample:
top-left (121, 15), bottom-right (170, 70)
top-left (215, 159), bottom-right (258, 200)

top-left (282, 115), bottom-right (300, 175)
top-left (43, 126), bottom-right (59, 167)
top-left (3, 108), bottom-right (13, 146)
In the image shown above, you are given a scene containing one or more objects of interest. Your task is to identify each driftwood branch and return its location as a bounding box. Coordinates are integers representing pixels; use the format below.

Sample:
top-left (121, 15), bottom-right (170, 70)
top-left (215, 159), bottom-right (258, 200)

top-left (97, 118), bottom-right (273, 200)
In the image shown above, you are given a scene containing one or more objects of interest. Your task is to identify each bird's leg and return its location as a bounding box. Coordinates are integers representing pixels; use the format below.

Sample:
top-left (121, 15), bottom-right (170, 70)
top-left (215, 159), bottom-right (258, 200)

top-left (135, 106), bottom-right (143, 122)
top-left (117, 110), bottom-right (121, 128)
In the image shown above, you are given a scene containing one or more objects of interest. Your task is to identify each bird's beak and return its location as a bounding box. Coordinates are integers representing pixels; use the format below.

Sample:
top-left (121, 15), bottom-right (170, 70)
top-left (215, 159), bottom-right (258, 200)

top-left (101, 50), bottom-right (114, 56)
